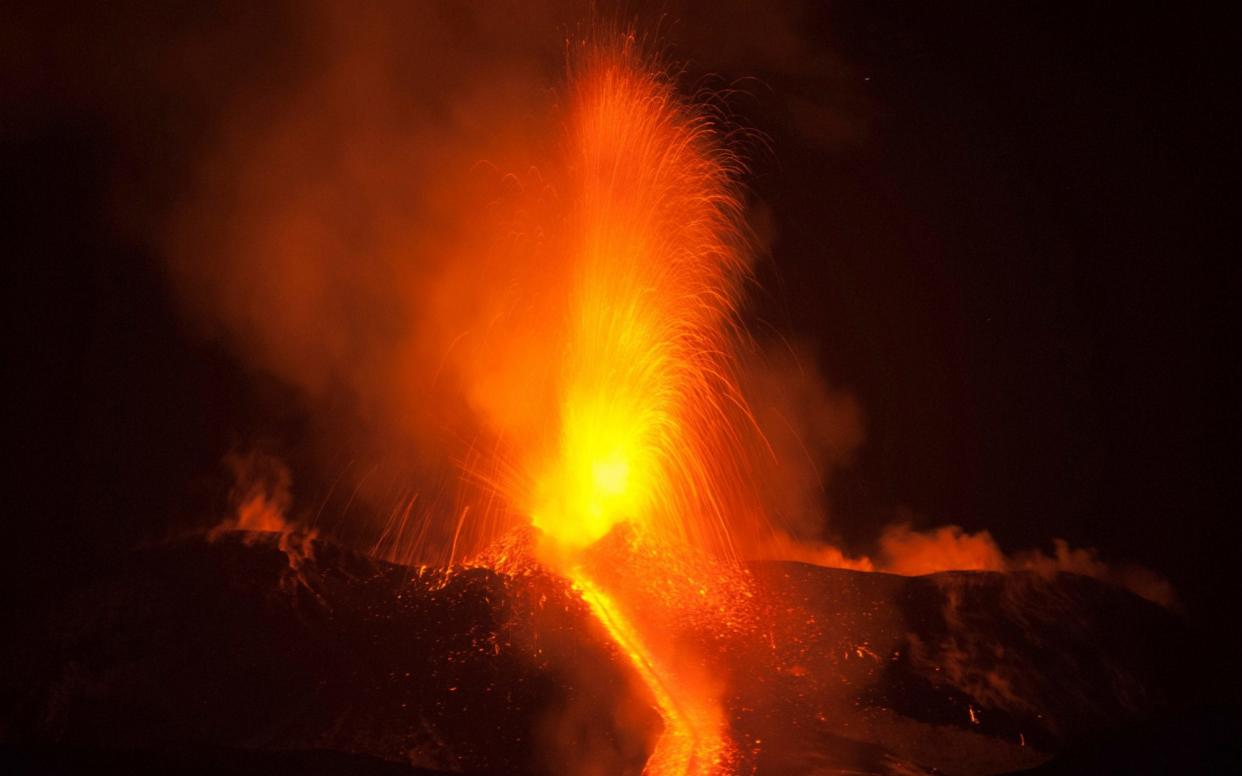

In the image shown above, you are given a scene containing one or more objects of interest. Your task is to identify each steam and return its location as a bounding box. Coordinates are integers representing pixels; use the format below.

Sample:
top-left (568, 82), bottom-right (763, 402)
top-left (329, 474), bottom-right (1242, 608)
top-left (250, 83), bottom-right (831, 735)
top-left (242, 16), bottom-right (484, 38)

top-left (768, 522), bottom-right (1175, 608)
top-left (162, 2), bottom-right (572, 559)
top-left (157, 4), bottom-right (853, 566)
top-left (33, 0), bottom-right (1165, 607)
top-left (207, 449), bottom-right (295, 537)
top-left (740, 341), bottom-right (866, 545)
top-left (207, 448), bottom-right (319, 594)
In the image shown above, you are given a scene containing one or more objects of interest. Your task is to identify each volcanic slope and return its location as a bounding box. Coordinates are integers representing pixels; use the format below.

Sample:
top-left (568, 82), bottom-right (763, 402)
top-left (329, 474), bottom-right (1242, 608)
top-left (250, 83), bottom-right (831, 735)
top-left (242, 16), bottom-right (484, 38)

top-left (3, 533), bottom-right (1204, 775)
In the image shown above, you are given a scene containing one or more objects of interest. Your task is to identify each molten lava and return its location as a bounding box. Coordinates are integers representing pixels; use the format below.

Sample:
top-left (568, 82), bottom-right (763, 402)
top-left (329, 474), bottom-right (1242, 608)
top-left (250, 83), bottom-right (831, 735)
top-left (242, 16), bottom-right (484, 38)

top-left (500, 35), bottom-right (759, 775)
top-left (525, 37), bottom-right (756, 560)
top-left (574, 574), bottom-right (732, 774)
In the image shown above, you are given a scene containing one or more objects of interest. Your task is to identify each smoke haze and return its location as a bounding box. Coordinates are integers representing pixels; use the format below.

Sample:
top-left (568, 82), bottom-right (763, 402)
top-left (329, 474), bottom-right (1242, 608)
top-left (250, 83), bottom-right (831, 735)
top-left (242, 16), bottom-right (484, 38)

top-left (4, 1), bottom-right (1182, 609)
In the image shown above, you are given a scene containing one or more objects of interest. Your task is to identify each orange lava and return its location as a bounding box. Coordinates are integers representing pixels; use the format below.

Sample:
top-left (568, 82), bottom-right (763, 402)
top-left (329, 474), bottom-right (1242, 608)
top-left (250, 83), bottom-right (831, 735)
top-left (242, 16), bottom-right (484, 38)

top-left (513, 35), bottom-right (757, 774)
top-left (524, 35), bottom-right (756, 560)
top-left (573, 571), bottom-right (734, 775)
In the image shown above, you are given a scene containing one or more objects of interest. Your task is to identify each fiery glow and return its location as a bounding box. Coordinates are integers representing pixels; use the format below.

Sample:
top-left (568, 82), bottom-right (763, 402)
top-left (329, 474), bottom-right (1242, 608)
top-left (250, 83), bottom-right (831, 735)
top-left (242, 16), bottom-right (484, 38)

top-left (574, 572), bottom-right (733, 775)
top-left (207, 450), bottom-right (295, 537)
top-left (510, 36), bottom-right (756, 774)
top-left (525, 35), bottom-right (756, 561)
top-left (160, 9), bottom-right (1181, 773)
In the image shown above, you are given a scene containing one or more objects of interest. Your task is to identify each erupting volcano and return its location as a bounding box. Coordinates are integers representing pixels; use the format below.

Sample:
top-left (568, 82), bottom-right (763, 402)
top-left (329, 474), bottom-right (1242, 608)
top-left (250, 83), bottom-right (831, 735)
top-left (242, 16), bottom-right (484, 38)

top-left (5, 7), bottom-right (1229, 776)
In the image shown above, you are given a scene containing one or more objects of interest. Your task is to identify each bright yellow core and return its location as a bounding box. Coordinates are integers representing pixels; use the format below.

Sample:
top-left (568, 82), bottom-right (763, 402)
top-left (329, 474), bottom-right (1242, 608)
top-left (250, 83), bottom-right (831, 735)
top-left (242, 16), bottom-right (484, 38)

top-left (532, 391), bottom-right (652, 550)
top-left (592, 457), bottom-right (630, 496)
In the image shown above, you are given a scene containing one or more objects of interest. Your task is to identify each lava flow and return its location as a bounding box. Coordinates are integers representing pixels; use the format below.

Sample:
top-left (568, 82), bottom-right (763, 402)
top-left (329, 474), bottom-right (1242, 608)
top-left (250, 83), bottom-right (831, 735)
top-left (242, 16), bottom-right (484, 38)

top-left (573, 574), bottom-right (730, 775)
top-left (485, 35), bottom-right (762, 775)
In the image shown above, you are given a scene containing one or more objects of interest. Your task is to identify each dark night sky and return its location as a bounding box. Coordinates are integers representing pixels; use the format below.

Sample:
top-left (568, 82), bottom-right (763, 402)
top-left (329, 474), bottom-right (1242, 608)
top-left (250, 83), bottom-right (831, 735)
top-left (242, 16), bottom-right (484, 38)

top-left (734, 4), bottom-right (1231, 589)
top-left (2, 2), bottom-right (1232, 634)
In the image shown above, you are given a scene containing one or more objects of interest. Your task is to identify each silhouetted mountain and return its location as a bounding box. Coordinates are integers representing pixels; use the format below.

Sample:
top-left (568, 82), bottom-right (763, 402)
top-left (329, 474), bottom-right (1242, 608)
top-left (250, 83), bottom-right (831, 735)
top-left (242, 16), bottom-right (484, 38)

top-left (3, 533), bottom-right (1210, 774)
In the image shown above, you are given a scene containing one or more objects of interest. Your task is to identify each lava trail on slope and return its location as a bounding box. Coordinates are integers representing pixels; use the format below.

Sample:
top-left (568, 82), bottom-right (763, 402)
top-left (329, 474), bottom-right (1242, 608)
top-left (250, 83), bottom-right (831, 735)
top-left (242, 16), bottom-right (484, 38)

top-left (3, 532), bottom-right (1202, 775)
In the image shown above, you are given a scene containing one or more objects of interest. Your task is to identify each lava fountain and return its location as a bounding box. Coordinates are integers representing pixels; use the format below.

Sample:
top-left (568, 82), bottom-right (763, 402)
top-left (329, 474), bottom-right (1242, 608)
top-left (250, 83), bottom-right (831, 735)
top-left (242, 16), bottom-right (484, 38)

top-left (479, 35), bottom-right (763, 775)
top-left (525, 37), bottom-right (756, 556)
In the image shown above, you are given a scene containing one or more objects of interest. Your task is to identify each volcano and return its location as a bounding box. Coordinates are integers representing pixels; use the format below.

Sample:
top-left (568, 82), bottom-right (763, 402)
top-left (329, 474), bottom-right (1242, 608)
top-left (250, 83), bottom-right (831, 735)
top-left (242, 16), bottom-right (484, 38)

top-left (3, 5), bottom-right (1232, 775)
top-left (3, 531), bottom-right (1215, 775)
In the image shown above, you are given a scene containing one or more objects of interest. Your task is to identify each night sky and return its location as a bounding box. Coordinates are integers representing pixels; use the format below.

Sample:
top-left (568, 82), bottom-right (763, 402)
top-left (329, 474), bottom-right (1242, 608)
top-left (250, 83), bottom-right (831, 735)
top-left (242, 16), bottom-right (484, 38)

top-left (3, 2), bottom-right (1231, 643)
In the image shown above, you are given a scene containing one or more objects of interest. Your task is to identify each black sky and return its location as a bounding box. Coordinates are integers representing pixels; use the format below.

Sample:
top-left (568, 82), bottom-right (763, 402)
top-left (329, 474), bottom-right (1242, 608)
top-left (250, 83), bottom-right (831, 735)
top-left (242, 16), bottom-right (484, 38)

top-left (2, 2), bottom-right (1232, 633)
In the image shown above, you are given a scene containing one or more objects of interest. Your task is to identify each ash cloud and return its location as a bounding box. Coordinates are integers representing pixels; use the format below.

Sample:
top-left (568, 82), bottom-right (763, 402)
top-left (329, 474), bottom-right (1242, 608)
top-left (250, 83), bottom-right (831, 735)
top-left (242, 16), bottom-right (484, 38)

top-left (8, 0), bottom-right (587, 554)
top-left (775, 520), bottom-right (1175, 608)
top-left (151, 2), bottom-right (577, 553)
top-left (207, 449), bottom-right (295, 537)
top-left (133, 1), bottom-right (868, 559)
top-left (5, 1), bottom-right (1172, 604)
top-left (8, 0), bottom-right (870, 558)
top-left (739, 340), bottom-right (867, 549)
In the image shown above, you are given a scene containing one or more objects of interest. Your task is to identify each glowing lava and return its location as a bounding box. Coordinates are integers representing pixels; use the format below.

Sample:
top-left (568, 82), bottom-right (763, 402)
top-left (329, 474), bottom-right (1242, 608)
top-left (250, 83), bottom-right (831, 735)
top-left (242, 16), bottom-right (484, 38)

top-left (514, 35), bottom-right (758, 775)
top-left (573, 572), bottom-right (732, 775)
top-left (526, 34), bottom-right (756, 559)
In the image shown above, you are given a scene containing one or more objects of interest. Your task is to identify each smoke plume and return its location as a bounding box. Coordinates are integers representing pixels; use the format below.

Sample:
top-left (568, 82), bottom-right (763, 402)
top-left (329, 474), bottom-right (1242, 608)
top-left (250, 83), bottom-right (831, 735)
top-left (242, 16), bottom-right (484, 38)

top-left (11, 0), bottom-right (1170, 606)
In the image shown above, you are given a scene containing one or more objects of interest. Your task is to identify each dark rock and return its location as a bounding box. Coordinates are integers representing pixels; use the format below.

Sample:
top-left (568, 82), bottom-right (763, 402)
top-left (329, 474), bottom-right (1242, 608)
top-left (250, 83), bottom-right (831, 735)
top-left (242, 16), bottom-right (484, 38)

top-left (2, 535), bottom-right (1201, 775)
top-left (4, 533), bottom-right (654, 775)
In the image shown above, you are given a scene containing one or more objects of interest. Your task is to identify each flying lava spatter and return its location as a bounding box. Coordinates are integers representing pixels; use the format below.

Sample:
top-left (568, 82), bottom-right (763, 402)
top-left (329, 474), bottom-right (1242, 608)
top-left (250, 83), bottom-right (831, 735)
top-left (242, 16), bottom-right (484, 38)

top-left (359, 29), bottom-right (764, 774)
top-left (526, 36), bottom-right (758, 559)
top-left (510, 35), bottom-right (761, 775)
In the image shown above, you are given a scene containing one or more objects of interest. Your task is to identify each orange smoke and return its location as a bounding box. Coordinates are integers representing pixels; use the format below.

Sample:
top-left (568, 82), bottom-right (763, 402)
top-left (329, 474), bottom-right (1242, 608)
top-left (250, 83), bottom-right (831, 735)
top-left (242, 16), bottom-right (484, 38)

top-left (165, 18), bottom-right (771, 767)
top-left (769, 521), bottom-right (1175, 608)
top-left (206, 449), bottom-right (318, 593)
top-left (207, 450), bottom-right (295, 537)
top-left (164, 2), bottom-right (571, 565)
top-left (877, 523), bottom-right (1007, 575)
top-left (153, 7), bottom-right (1175, 772)
top-left (157, 2), bottom-right (850, 573)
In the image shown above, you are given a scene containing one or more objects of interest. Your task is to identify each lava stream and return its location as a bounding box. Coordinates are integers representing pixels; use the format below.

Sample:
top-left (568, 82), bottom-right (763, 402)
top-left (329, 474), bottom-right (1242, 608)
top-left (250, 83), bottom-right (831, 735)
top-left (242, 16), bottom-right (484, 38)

top-left (516, 34), bottom-right (756, 776)
top-left (573, 570), bottom-right (732, 775)
top-left (428, 31), bottom-right (763, 775)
